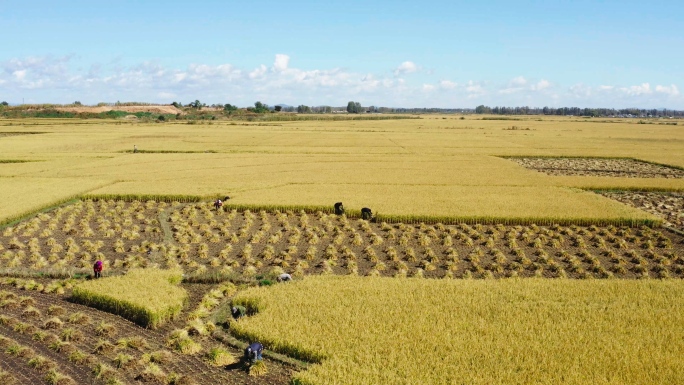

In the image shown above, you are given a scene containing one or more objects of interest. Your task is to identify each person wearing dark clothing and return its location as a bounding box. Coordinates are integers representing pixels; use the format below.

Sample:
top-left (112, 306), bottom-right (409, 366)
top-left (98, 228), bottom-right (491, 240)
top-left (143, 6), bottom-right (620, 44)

top-left (231, 305), bottom-right (247, 320)
top-left (334, 202), bottom-right (345, 215)
top-left (361, 207), bottom-right (373, 220)
top-left (214, 199), bottom-right (223, 211)
top-left (93, 260), bottom-right (103, 279)
top-left (244, 342), bottom-right (263, 362)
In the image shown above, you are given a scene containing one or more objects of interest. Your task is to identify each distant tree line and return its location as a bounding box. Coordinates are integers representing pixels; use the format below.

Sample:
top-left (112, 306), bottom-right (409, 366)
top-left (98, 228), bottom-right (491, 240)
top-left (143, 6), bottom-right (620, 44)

top-left (165, 99), bottom-right (474, 115)
top-left (165, 99), bottom-right (682, 117)
top-left (475, 105), bottom-right (684, 117)
top-left (2, 99), bottom-right (680, 118)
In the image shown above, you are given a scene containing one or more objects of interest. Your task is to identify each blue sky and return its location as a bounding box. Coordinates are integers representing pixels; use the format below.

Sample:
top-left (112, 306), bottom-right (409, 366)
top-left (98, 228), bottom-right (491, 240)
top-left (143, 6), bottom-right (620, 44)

top-left (0, 0), bottom-right (682, 108)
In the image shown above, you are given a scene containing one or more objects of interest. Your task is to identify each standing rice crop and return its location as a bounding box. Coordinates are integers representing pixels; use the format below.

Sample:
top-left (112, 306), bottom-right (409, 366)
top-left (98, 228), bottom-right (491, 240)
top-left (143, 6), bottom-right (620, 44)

top-left (71, 268), bottom-right (187, 328)
top-left (231, 275), bottom-right (684, 385)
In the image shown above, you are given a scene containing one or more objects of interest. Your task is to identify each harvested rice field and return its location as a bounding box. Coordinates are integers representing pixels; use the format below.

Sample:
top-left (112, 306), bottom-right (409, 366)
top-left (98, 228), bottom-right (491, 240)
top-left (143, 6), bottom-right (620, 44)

top-left (508, 157), bottom-right (684, 178)
top-left (1, 200), bottom-right (682, 280)
top-left (0, 278), bottom-right (295, 385)
top-left (600, 191), bottom-right (684, 231)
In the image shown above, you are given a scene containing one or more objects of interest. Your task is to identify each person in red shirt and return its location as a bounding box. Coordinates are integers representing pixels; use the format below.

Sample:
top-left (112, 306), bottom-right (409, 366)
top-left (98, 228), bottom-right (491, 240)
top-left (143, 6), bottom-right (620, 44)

top-left (93, 260), bottom-right (103, 279)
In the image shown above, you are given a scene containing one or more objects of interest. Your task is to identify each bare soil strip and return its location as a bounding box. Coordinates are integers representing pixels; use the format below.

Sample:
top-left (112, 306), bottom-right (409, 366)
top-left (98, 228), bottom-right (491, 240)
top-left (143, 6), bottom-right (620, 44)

top-left (509, 157), bottom-right (684, 178)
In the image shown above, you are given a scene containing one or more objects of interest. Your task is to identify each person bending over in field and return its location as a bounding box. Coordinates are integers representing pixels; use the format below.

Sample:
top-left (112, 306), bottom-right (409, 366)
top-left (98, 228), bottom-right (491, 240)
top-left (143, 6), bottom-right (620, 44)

top-left (277, 273), bottom-right (292, 282)
top-left (232, 305), bottom-right (246, 319)
top-left (244, 342), bottom-right (264, 362)
top-left (214, 199), bottom-right (223, 211)
top-left (93, 260), bottom-right (103, 279)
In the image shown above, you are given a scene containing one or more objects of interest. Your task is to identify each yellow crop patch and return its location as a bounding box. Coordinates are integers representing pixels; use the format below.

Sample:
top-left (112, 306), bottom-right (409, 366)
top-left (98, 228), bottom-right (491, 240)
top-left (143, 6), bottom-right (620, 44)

top-left (0, 116), bottom-right (682, 224)
top-left (0, 176), bottom-right (112, 226)
top-left (72, 268), bottom-right (187, 328)
top-left (232, 275), bottom-right (684, 385)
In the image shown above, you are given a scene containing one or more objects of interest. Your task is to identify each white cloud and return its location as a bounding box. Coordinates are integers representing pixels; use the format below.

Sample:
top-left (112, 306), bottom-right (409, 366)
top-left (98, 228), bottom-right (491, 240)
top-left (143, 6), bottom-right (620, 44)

top-left (531, 79), bottom-right (550, 91)
top-left (394, 61), bottom-right (418, 76)
top-left (655, 84), bottom-right (680, 96)
top-left (273, 54), bottom-right (290, 72)
top-left (499, 76), bottom-right (533, 94)
top-left (619, 83), bottom-right (652, 96)
top-left (569, 83), bottom-right (592, 98)
top-left (439, 80), bottom-right (458, 89)
top-left (249, 64), bottom-right (267, 79)
top-left (0, 54), bottom-right (681, 108)
top-left (510, 76), bottom-right (527, 87)
top-left (422, 84), bottom-right (435, 92)
top-left (561, 82), bottom-right (682, 106)
top-left (498, 87), bottom-right (518, 95)
top-left (12, 70), bottom-right (26, 80)
top-left (594, 83), bottom-right (680, 98)
top-left (465, 81), bottom-right (486, 99)
top-left (157, 91), bottom-right (176, 99)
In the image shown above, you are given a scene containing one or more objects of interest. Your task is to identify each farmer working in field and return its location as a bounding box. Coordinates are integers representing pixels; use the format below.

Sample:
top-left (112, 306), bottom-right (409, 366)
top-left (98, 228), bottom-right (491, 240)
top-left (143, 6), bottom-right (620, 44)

top-left (214, 199), bottom-right (223, 211)
top-left (277, 273), bottom-right (292, 282)
top-left (244, 342), bottom-right (264, 362)
top-left (93, 260), bottom-right (103, 279)
top-left (231, 305), bottom-right (246, 319)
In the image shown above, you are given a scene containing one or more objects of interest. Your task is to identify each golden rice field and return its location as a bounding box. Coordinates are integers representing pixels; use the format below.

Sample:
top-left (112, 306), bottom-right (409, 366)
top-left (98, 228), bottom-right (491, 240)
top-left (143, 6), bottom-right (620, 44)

top-left (0, 114), bottom-right (683, 385)
top-left (71, 268), bottom-right (187, 328)
top-left (231, 275), bottom-right (684, 385)
top-left (1, 115), bottom-right (683, 225)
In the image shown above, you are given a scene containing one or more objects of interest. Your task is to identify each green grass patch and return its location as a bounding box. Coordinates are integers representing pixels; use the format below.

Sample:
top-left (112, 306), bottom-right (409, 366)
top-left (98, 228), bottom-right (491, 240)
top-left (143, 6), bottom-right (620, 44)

top-left (71, 269), bottom-right (187, 328)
